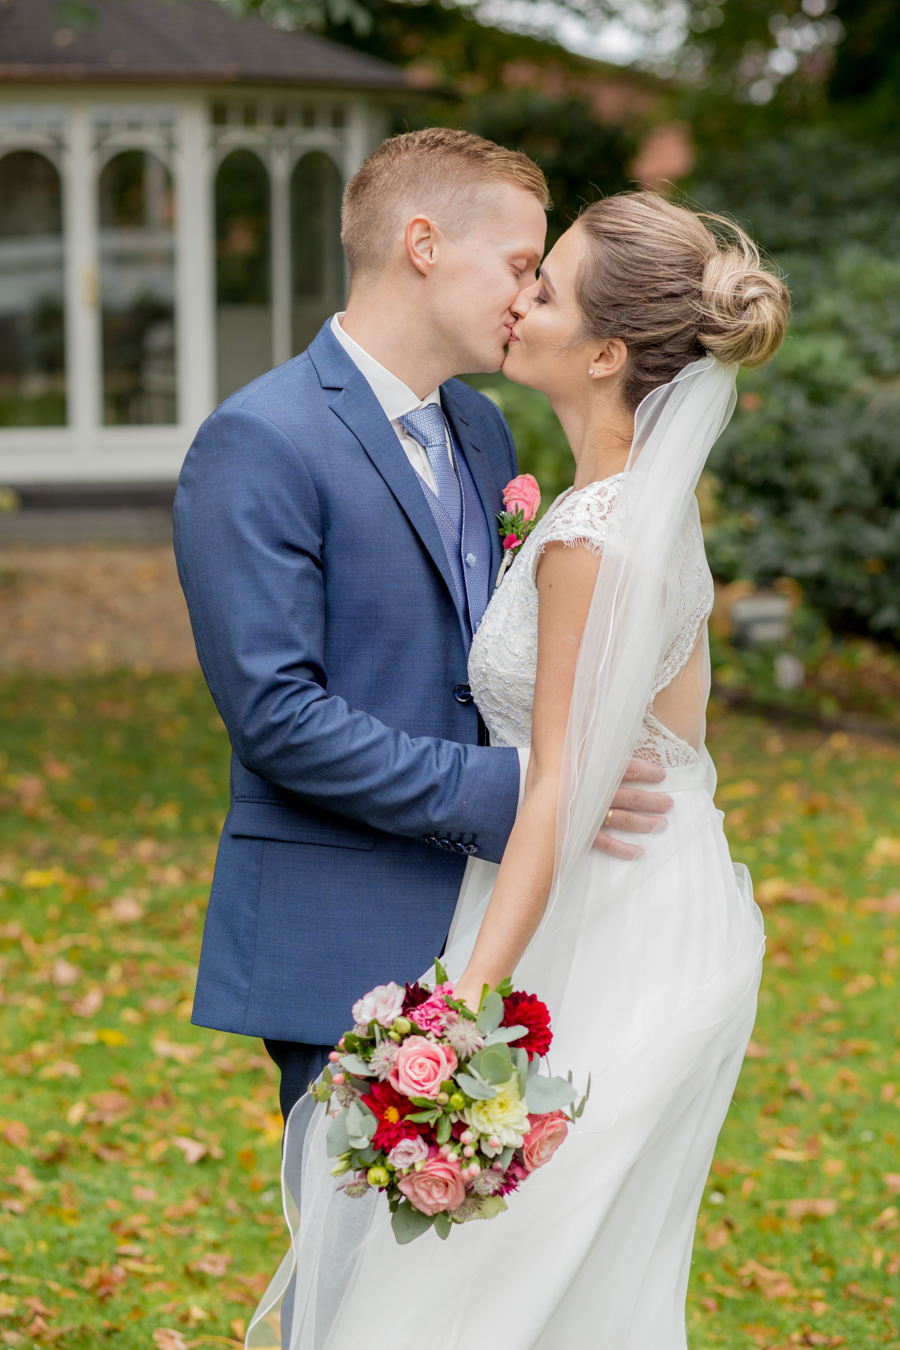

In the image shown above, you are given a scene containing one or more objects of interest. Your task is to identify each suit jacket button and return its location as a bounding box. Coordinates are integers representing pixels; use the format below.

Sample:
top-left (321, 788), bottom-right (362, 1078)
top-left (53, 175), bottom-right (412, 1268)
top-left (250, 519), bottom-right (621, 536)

top-left (424, 835), bottom-right (437, 846)
top-left (453, 683), bottom-right (474, 704)
top-left (439, 838), bottom-right (452, 850)
top-left (464, 844), bottom-right (479, 856)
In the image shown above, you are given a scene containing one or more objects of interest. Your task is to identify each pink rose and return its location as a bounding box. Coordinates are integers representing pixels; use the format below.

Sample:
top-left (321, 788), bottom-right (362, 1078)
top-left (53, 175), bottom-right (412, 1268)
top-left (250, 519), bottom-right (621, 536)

top-left (389, 1035), bottom-right (458, 1099)
top-left (521, 1111), bottom-right (569, 1172)
top-left (397, 1150), bottom-right (466, 1215)
top-left (503, 533), bottom-right (520, 550)
top-left (502, 474), bottom-right (541, 522)
top-left (387, 1135), bottom-right (429, 1169)
top-left (351, 981), bottom-right (405, 1029)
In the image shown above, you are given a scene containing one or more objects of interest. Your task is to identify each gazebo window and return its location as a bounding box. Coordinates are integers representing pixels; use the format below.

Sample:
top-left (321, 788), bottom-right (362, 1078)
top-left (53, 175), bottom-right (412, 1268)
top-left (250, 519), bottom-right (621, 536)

top-left (216, 148), bottom-right (272, 403)
top-left (98, 149), bottom-right (177, 426)
top-left (0, 150), bottom-right (66, 427)
top-left (291, 151), bottom-right (345, 357)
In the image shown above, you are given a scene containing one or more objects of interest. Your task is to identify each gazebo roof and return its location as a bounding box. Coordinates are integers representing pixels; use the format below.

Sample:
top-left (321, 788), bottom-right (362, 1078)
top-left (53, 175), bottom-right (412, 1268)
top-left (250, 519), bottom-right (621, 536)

top-left (0, 0), bottom-right (410, 89)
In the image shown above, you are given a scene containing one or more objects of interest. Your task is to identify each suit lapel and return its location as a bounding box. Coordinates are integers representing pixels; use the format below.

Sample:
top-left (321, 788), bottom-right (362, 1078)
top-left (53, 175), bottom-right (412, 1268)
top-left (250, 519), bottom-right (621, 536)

top-left (328, 371), bottom-right (467, 629)
top-left (441, 386), bottom-right (504, 588)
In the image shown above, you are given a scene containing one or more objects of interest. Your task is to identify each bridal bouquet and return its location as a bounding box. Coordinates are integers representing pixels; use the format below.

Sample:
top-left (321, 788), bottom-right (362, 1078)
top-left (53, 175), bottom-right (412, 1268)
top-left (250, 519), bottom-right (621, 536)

top-left (312, 962), bottom-right (588, 1244)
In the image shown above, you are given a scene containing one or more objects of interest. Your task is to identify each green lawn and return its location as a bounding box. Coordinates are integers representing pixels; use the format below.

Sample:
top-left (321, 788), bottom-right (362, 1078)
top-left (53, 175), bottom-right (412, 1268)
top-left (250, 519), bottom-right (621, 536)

top-left (0, 672), bottom-right (898, 1349)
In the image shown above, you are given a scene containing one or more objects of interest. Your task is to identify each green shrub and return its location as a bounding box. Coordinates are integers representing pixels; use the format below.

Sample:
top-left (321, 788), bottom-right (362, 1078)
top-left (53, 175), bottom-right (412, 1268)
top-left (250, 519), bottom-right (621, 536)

top-left (692, 131), bottom-right (900, 640)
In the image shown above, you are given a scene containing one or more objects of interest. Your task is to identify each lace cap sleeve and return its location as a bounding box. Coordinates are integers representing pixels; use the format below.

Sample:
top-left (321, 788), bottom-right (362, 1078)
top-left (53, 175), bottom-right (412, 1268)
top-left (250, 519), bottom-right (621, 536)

top-left (530, 476), bottom-right (623, 583)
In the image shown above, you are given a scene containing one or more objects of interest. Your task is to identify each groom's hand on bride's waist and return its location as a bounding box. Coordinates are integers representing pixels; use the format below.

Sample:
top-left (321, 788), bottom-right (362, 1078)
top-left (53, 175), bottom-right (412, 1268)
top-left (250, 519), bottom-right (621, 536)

top-left (593, 761), bottom-right (673, 862)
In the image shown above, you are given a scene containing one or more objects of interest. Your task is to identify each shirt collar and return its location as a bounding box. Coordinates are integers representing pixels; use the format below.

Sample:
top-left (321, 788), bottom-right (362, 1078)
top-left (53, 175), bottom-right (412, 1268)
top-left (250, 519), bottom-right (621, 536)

top-left (330, 313), bottom-right (441, 423)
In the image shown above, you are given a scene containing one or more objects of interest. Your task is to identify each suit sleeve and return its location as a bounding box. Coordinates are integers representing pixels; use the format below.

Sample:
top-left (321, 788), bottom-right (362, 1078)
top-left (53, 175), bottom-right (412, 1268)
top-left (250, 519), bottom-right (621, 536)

top-left (173, 404), bottom-right (519, 863)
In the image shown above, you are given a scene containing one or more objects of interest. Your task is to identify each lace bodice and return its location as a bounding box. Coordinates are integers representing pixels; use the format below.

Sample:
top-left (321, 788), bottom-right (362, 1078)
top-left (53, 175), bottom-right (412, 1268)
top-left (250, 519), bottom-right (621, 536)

top-left (468, 476), bottom-right (714, 768)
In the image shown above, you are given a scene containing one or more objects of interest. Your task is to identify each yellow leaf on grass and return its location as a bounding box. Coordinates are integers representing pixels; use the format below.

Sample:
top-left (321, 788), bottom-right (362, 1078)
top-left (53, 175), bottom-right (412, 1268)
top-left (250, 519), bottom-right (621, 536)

top-left (170, 1137), bottom-right (207, 1165)
top-left (844, 973), bottom-right (877, 997)
top-left (873, 1206), bottom-right (899, 1230)
top-left (151, 1037), bottom-right (200, 1065)
top-left (867, 837), bottom-right (900, 866)
top-left (785, 1198), bottom-right (837, 1220)
top-left (36, 1061), bottom-right (81, 1081)
top-left (705, 1223), bottom-right (730, 1250)
top-left (744, 1041), bottom-right (770, 1059)
top-left (96, 1028), bottom-right (129, 1047)
top-left (883, 1173), bottom-right (900, 1195)
top-left (191, 1253), bottom-right (231, 1277)
top-left (153, 1332), bottom-right (187, 1350)
top-left (737, 1259), bottom-right (796, 1300)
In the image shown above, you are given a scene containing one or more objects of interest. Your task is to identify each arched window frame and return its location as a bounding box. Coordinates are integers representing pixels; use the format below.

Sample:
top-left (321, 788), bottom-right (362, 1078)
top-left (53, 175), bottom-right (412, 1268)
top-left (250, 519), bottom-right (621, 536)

top-left (211, 116), bottom-right (347, 373)
top-left (0, 144), bottom-right (67, 428)
top-left (0, 94), bottom-right (384, 485)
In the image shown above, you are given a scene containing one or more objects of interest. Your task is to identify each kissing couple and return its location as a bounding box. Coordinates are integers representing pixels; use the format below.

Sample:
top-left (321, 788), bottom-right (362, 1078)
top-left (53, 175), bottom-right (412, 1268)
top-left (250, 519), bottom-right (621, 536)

top-left (174, 128), bottom-right (789, 1348)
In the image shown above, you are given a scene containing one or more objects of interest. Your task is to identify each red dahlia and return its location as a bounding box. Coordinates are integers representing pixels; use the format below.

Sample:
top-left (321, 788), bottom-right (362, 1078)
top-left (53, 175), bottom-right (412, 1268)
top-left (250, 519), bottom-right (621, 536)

top-left (360, 1081), bottom-right (423, 1152)
top-left (402, 981), bottom-right (432, 1015)
top-left (502, 991), bottom-right (553, 1060)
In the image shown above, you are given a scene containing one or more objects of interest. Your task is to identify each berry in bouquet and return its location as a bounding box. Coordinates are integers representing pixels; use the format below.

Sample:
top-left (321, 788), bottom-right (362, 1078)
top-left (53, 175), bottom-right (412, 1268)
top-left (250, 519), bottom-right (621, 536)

top-left (310, 962), bottom-right (589, 1243)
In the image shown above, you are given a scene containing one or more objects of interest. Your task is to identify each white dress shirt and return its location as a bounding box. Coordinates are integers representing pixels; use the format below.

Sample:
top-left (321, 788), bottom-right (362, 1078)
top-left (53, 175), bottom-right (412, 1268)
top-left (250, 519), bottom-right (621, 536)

top-left (329, 312), bottom-right (528, 817)
top-left (330, 313), bottom-right (453, 494)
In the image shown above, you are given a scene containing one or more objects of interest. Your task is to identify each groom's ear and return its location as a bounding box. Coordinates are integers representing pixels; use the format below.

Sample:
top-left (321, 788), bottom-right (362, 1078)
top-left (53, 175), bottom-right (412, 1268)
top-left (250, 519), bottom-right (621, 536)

top-left (405, 215), bottom-right (441, 277)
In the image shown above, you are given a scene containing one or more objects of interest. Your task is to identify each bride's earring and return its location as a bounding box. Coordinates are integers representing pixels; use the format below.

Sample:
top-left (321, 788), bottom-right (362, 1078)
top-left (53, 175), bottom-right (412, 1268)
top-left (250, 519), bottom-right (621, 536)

top-left (588, 368), bottom-right (595, 375)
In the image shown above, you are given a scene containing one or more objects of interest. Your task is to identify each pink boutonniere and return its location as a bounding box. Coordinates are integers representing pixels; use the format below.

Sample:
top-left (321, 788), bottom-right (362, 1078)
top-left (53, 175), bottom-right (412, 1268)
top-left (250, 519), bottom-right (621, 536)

top-left (495, 474), bottom-right (540, 588)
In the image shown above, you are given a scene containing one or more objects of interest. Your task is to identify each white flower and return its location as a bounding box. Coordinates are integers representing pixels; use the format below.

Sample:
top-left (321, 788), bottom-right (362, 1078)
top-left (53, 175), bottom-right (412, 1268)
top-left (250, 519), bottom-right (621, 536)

top-left (367, 1040), bottom-right (399, 1081)
top-left (462, 1078), bottom-right (530, 1149)
top-left (337, 1173), bottom-right (371, 1199)
top-left (443, 1014), bottom-right (485, 1059)
top-left (351, 982), bottom-right (405, 1029)
top-left (471, 1169), bottom-right (505, 1196)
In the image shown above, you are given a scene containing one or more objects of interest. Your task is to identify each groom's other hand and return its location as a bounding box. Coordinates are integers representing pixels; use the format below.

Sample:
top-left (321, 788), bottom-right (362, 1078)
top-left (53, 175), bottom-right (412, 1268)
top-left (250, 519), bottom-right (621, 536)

top-left (593, 760), bottom-right (673, 861)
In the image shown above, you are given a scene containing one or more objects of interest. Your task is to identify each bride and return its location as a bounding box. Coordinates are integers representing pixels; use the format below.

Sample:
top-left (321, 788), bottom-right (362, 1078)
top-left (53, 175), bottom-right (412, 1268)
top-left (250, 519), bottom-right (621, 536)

top-left (249, 191), bottom-right (790, 1349)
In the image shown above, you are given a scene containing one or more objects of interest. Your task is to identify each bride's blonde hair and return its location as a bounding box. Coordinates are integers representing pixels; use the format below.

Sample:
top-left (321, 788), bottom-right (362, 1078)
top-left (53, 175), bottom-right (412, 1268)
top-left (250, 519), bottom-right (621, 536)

top-left (575, 191), bottom-right (790, 411)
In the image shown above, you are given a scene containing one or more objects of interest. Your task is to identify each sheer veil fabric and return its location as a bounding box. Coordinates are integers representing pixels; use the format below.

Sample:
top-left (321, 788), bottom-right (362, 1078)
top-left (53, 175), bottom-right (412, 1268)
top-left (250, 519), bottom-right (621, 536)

top-left (247, 358), bottom-right (766, 1350)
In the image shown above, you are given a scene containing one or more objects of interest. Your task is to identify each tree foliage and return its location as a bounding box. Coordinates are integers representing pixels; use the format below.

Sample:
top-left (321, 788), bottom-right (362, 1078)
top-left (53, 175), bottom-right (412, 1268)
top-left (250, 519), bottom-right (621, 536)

top-left (693, 131), bottom-right (900, 639)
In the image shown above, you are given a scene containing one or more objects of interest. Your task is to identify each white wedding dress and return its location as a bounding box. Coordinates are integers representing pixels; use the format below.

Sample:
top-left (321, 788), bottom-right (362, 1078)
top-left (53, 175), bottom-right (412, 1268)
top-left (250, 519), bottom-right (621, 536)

top-left (249, 360), bottom-right (765, 1350)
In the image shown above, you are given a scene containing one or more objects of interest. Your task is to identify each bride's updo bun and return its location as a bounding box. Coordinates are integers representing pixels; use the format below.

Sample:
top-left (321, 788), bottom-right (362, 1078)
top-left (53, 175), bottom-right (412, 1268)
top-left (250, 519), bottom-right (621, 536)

top-left (575, 192), bottom-right (790, 411)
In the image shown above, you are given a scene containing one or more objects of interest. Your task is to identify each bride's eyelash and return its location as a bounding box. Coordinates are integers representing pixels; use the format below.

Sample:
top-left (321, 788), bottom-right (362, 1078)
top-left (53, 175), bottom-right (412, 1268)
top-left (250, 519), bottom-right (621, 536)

top-left (534, 291), bottom-right (549, 305)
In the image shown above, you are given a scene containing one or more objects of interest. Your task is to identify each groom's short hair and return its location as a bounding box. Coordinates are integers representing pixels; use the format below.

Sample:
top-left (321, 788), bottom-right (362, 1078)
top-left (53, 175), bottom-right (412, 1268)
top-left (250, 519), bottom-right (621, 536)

top-left (341, 128), bottom-right (549, 282)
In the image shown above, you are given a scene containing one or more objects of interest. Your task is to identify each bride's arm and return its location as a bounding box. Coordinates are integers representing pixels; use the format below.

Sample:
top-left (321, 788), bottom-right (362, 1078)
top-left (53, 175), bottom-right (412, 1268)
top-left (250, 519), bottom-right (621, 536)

top-left (453, 541), bottom-right (602, 1010)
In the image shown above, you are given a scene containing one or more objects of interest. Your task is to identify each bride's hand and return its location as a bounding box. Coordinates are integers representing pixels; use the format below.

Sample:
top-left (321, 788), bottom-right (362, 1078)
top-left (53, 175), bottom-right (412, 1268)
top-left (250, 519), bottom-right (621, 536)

top-left (594, 759), bottom-right (673, 862)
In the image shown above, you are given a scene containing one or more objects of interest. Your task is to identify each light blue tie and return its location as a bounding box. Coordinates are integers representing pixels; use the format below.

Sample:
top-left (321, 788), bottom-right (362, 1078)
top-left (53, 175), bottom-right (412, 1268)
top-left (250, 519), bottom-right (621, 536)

top-left (399, 404), bottom-right (461, 531)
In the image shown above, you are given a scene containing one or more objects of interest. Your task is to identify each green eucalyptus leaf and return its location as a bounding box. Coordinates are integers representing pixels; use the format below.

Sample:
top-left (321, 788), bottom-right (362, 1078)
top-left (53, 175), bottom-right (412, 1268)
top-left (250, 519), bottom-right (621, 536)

top-left (436, 1114), bottom-right (452, 1145)
top-left (523, 1074), bottom-right (577, 1114)
top-left (339, 1053), bottom-right (370, 1076)
top-left (325, 1110), bottom-right (350, 1158)
top-left (455, 1072), bottom-right (496, 1101)
top-left (483, 1025), bottom-right (527, 1046)
top-left (434, 958), bottom-right (448, 986)
top-left (391, 1201), bottom-right (436, 1245)
top-left (468, 1044), bottom-right (512, 1085)
top-left (433, 1211), bottom-right (452, 1240)
top-left (476, 991), bottom-right (504, 1035)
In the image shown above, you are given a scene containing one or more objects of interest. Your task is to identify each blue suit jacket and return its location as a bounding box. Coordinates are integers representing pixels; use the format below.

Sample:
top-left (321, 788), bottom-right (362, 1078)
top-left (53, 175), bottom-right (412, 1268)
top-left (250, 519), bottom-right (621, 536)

top-left (173, 322), bottom-right (521, 1044)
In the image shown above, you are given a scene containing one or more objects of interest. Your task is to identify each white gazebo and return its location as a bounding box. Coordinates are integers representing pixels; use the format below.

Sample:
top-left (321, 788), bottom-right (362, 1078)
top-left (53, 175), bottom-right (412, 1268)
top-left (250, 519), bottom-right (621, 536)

top-left (0, 0), bottom-right (410, 492)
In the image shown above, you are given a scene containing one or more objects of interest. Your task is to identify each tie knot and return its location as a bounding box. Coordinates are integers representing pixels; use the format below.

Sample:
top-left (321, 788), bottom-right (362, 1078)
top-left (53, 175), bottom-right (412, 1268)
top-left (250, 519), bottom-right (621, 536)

top-left (399, 404), bottom-right (448, 451)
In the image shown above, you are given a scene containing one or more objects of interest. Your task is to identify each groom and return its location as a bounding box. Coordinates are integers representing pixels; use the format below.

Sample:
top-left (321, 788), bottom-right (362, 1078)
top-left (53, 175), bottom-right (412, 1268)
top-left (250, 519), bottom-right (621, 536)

top-left (174, 129), bottom-right (672, 1123)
